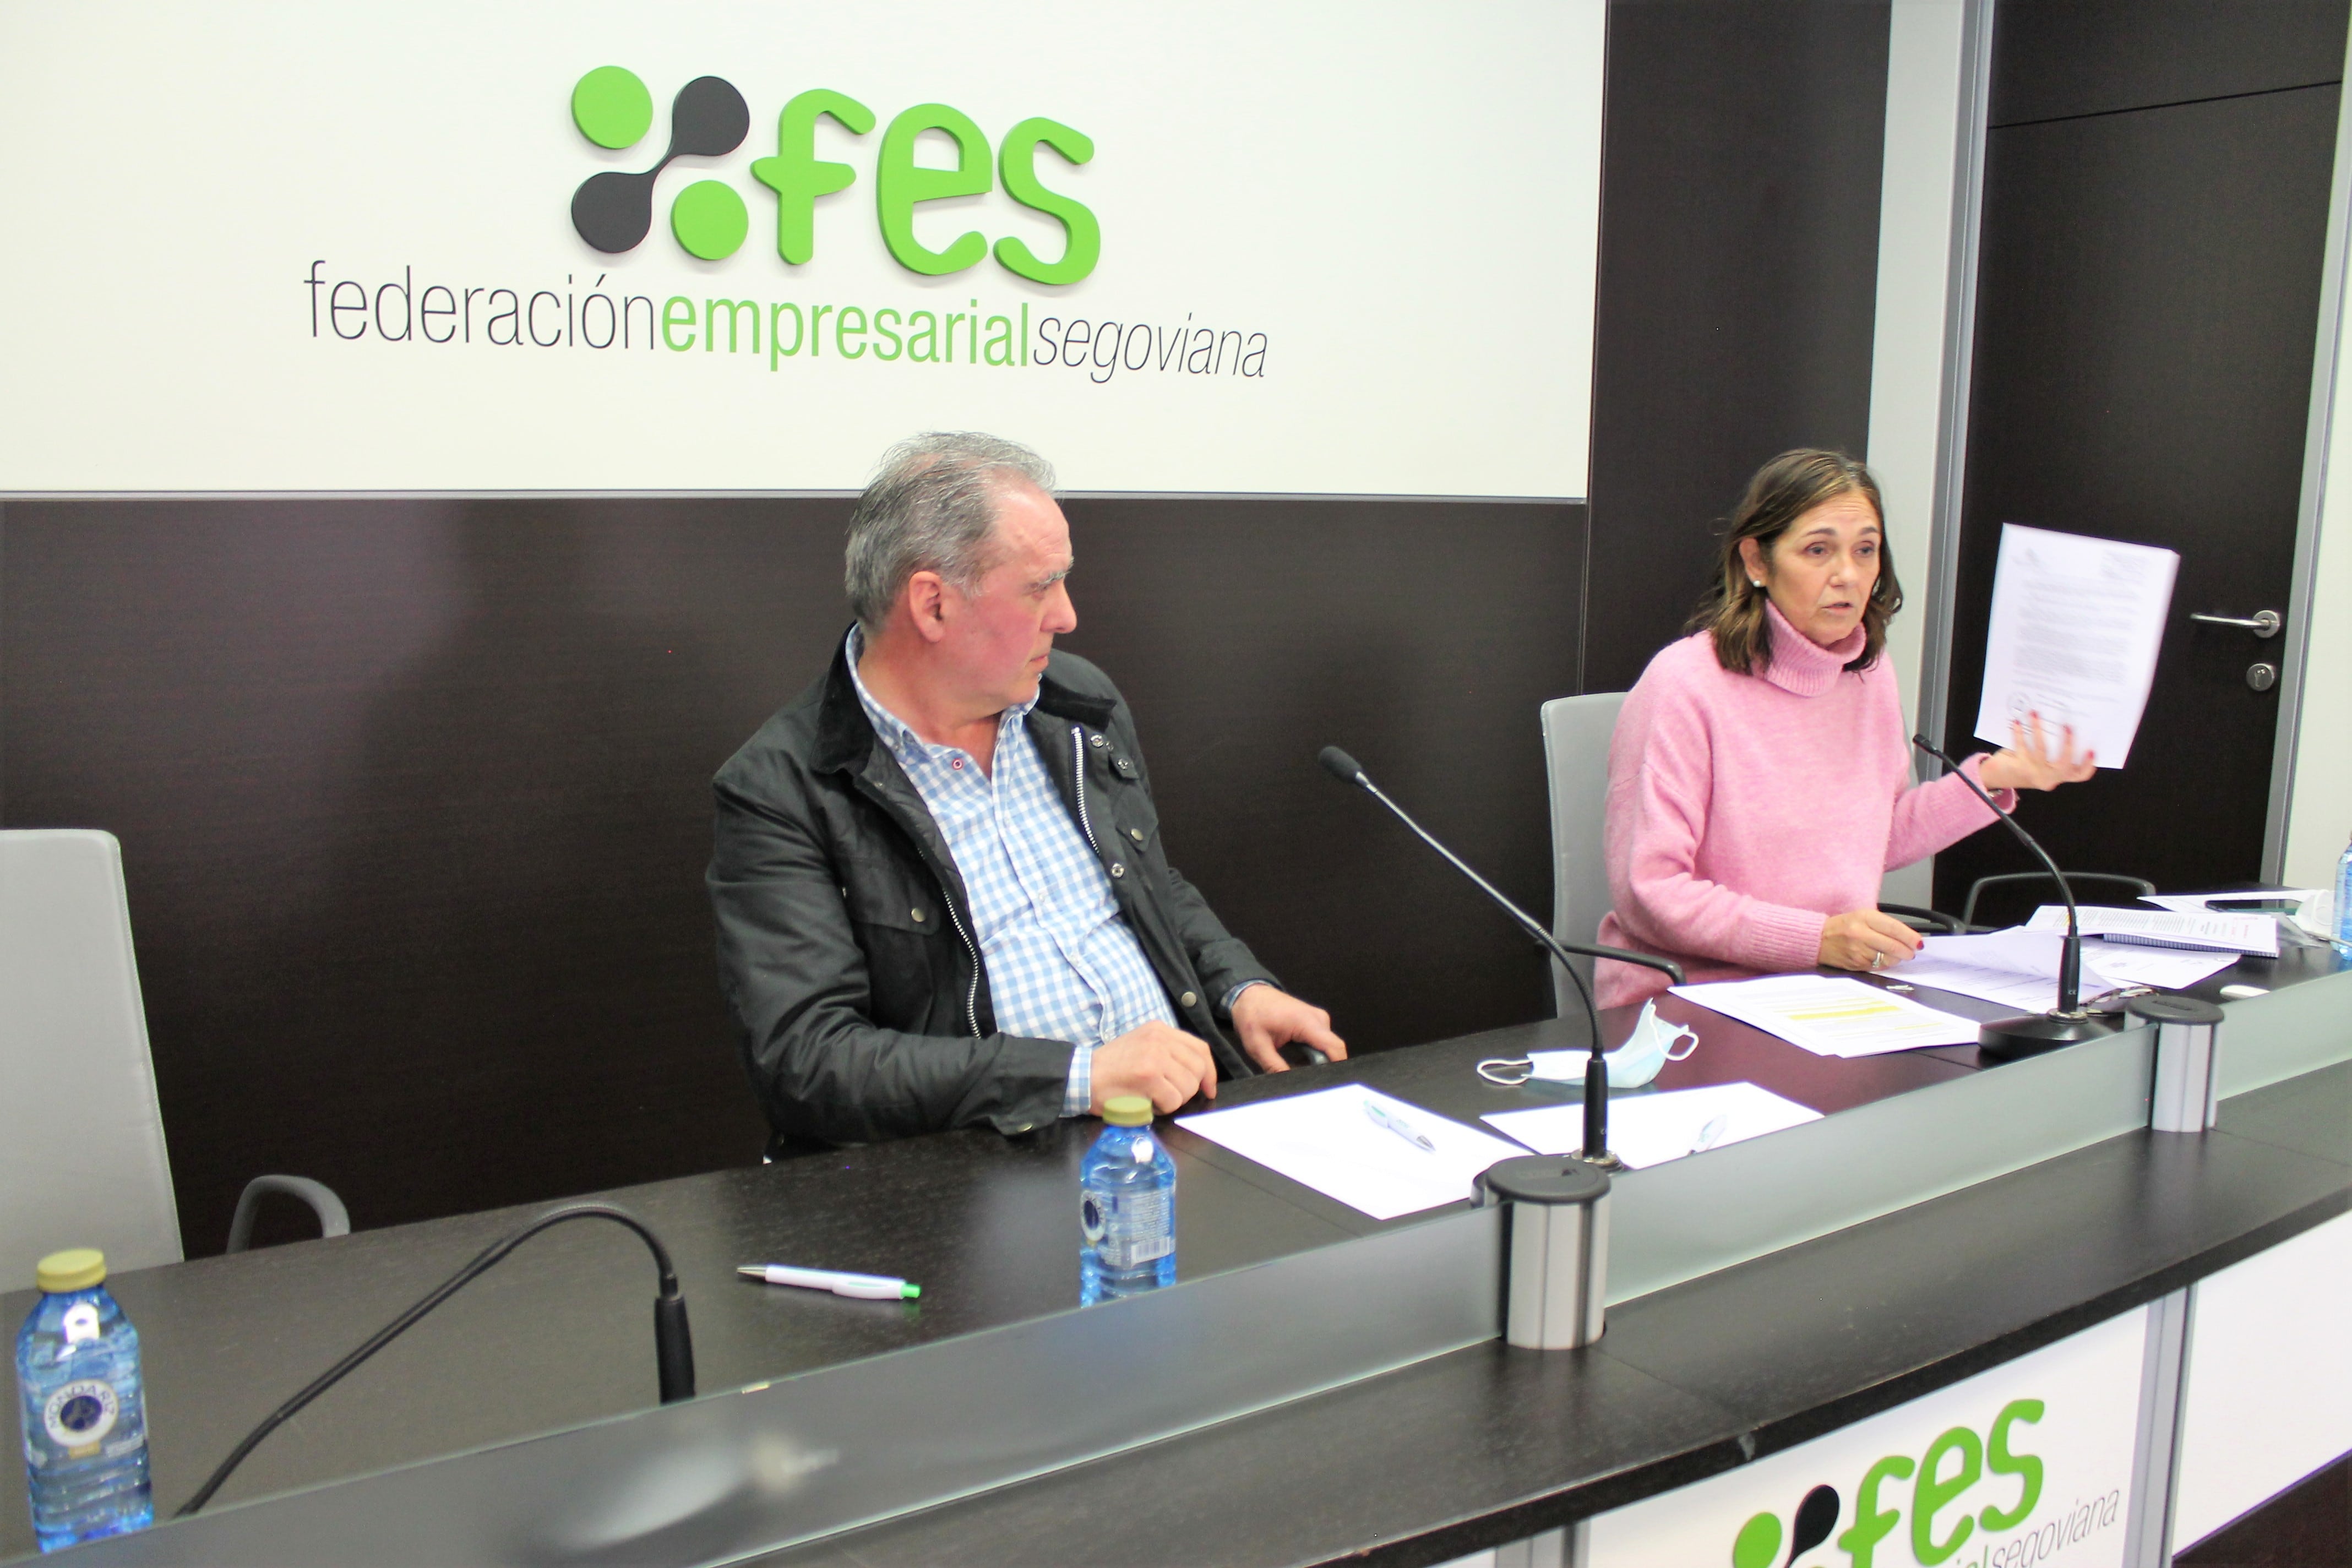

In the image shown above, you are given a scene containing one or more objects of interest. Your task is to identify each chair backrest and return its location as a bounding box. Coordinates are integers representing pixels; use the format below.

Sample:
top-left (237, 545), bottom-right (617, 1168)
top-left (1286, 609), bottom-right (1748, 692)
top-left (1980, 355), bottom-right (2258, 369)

top-left (0, 830), bottom-right (183, 1283)
top-left (1539, 692), bottom-right (1628, 1018)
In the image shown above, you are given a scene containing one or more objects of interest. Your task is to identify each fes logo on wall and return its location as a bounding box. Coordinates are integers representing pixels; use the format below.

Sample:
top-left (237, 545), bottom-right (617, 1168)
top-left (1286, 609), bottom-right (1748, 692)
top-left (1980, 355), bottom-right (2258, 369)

top-left (565, 67), bottom-right (1100, 285)
top-left (302, 66), bottom-right (1267, 384)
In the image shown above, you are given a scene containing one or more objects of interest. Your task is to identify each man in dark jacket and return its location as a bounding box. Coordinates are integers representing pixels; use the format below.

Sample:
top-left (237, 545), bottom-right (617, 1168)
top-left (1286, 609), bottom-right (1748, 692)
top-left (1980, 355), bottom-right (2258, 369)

top-left (709, 433), bottom-right (1346, 1150)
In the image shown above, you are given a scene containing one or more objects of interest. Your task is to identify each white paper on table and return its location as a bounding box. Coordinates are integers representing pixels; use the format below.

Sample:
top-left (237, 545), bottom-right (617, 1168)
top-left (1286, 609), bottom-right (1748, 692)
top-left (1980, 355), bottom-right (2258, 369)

top-left (2139, 889), bottom-right (2325, 914)
top-left (2082, 941), bottom-right (2237, 989)
top-left (2292, 888), bottom-right (2335, 942)
top-left (1176, 1086), bottom-right (1525, 1221)
top-left (1973, 523), bottom-right (2179, 767)
top-left (1914, 929), bottom-right (2233, 988)
top-left (1484, 1081), bottom-right (1822, 1170)
top-left (1669, 974), bottom-right (1981, 1057)
top-left (2024, 903), bottom-right (2277, 957)
top-left (1890, 931), bottom-right (2234, 1012)
top-left (1882, 957), bottom-right (2062, 1012)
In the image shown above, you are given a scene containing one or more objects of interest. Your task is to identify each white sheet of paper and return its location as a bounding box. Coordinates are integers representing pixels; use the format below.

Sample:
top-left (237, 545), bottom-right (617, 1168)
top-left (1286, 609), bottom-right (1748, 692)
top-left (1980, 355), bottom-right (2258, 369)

top-left (1890, 932), bottom-right (2234, 1012)
top-left (1483, 1081), bottom-right (1822, 1170)
top-left (1912, 930), bottom-right (2229, 987)
top-left (1883, 957), bottom-right (2062, 1012)
top-left (2139, 890), bottom-right (2324, 914)
top-left (2082, 942), bottom-right (2237, 989)
top-left (1973, 523), bottom-right (2179, 767)
top-left (1916, 928), bottom-right (2071, 977)
top-left (1177, 1085), bottom-right (1526, 1221)
top-left (2024, 904), bottom-right (2277, 957)
top-left (1669, 974), bottom-right (1981, 1057)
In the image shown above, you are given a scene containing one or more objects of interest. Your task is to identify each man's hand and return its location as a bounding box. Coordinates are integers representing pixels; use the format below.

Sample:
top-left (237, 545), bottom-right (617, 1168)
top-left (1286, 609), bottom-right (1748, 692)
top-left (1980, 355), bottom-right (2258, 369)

top-left (1818, 909), bottom-right (1924, 972)
top-left (1229, 985), bottom-right (1348, 1074)
top-left (1091, 1022), bottom-right (1218, 1115)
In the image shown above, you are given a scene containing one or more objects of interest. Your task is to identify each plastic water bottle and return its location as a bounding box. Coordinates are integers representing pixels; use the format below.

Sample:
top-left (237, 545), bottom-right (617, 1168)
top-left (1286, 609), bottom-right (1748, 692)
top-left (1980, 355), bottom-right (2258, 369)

top-left (16, 1250), bottom-right (152, 1551)
top-left (2334, 832), bottom-right (2352, 955)
top-left (1080, 1095), bottom-right (1177, 1304)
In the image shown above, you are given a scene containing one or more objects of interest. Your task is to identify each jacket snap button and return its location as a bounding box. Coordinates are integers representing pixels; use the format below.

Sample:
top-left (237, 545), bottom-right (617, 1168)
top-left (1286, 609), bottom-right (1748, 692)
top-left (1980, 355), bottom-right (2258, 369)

top-left (1180, 990), bottom-right (1198, 1009)
top-left (911, 908), bottom-right (926, 923)
top-left (1115, 758), bottom-right (1134, 775)
top-left (1128, 827), bottom-right (1144, 842)
top-left (1109, 862), bottom-right (1126, 878)
top-left (1089, 733), bottom-right (1107, 749)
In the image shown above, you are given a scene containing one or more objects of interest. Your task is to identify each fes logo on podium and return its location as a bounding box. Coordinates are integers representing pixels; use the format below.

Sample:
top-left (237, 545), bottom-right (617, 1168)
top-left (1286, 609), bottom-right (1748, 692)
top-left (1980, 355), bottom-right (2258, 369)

top-left (1718, 1397), bottom-right (2123, 1568)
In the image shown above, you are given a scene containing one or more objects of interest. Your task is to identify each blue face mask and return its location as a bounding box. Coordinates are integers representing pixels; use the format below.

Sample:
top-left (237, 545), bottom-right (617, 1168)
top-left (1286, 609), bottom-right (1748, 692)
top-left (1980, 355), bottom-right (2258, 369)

top-left (1477, 999), bottom-right (1698, 1090)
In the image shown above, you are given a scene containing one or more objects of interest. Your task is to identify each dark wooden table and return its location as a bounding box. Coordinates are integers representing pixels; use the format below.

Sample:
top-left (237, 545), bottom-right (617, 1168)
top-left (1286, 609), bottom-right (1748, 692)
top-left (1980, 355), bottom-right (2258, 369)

top-left (4, 928), bottom-right (2334, 1561)
top-left (0, 990), bottom-right (1974, 1558)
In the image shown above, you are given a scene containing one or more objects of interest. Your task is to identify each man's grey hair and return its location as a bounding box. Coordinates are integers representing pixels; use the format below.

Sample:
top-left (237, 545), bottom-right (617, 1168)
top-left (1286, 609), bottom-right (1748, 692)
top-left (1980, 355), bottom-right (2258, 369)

top-left (845, 432), bottom-right (1058, 635)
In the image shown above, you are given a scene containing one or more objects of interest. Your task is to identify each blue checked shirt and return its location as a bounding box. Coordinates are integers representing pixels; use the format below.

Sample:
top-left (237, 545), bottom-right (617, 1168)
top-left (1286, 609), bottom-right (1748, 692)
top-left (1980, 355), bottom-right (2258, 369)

top-left (847, 630), bottom-right (1175, 1117)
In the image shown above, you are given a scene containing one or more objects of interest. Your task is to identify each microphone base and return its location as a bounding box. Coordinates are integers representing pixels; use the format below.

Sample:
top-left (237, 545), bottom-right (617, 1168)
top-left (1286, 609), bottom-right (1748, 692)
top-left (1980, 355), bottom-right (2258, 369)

top-left (1978, 1010), bottom-right (2124, 1061)
top-left (1571, 1149), bottom-right (1625, 1173)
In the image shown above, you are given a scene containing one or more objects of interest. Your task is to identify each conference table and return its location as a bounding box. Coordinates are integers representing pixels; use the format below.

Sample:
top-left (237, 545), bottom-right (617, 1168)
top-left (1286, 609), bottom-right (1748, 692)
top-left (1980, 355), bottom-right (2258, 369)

top-left (5, 938), bottom-right (2346, 1565)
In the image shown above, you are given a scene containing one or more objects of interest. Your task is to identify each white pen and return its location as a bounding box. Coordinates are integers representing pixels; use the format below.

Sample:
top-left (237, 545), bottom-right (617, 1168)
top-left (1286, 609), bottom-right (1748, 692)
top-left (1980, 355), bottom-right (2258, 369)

top-left (1363, 1098), bottom-right (1438, 1153)
top-left (739, 1264), bottom-right (922, 1300)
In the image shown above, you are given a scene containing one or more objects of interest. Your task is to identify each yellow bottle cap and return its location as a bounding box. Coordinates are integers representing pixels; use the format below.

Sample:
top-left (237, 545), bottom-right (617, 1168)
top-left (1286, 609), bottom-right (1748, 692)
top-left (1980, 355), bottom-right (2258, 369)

top-left (36, 1249), bottom-right (106, 1294)
top-left (1102, 1095), bottom-right (1153, 1127)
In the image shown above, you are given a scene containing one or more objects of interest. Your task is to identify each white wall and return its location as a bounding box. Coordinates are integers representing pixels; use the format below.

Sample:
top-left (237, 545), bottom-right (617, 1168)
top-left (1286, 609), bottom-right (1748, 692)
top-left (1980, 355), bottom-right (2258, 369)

top-left (0, 1), bottom-right (1604, 498)
top-left (1869, 0), bottom-right (1971, 908)
top-left (2283, 312), bottom-right (2352, 887)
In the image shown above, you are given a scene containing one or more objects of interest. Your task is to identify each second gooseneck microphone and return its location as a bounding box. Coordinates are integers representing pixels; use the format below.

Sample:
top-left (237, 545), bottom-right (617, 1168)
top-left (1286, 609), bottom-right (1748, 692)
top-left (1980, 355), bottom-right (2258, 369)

top-left (1912, 734), bottom-right (2116, 1058)
top-left (1319, 745), bottom-right (1685, 1169)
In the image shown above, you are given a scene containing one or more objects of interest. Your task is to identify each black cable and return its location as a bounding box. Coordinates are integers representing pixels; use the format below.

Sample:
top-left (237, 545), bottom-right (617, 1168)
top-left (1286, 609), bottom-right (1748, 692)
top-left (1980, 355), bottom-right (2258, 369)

top-left (176, 1201), bottom-right (693, 1517)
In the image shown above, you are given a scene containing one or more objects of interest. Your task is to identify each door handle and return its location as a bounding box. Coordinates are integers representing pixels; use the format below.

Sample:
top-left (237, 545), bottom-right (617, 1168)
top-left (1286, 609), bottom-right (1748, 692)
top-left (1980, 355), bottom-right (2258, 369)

top-left (2190, 608), bottom-right (2281, 639)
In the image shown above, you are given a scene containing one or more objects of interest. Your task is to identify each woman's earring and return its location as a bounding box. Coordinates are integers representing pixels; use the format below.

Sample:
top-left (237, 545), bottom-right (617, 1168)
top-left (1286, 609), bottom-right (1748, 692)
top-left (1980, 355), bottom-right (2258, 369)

top-left (1749, 578), bottom-right (1765, 589)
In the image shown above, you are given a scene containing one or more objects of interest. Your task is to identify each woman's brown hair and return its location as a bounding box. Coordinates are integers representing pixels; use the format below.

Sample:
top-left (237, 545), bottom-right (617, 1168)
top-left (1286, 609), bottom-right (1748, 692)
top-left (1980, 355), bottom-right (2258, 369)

top-left (1687, 449), bottom-right (1902, 677)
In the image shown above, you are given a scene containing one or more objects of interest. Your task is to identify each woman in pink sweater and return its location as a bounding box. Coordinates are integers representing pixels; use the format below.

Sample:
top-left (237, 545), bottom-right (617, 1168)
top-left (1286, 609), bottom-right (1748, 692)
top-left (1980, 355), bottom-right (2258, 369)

top-left (1597, 450), bottom-right (2095, 1009)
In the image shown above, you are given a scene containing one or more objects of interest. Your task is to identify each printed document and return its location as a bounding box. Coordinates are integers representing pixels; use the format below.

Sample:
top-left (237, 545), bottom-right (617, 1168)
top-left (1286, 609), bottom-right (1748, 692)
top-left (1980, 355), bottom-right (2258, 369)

top-left (1177, 1086), bottom-right (1525, 1221)
top-left (1484, 1081), bottom-right (1821, 1170)
top-left (2139, 890), bottom-right (2324, 915)
top-left (2024, 904), bottom-right (2277, 957)
top-left (1973, 524), bottom-right (2179, 767)
top-left (1669, 974), bottom-right (1980, 1056)
top-left (1889, 929), bottom-right (2234, 1012)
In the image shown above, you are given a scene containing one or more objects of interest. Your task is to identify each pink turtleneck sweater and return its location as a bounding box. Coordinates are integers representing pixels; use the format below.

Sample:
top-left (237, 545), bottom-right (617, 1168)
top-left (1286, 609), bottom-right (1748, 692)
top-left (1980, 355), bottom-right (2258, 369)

top-left (1595, 604), bottom-right (2013, 1009)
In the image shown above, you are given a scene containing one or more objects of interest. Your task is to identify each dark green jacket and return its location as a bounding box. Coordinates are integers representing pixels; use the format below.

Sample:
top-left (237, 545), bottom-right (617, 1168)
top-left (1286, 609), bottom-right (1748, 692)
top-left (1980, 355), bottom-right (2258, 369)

top-left (708, 639), bottom-right (1273, 1150)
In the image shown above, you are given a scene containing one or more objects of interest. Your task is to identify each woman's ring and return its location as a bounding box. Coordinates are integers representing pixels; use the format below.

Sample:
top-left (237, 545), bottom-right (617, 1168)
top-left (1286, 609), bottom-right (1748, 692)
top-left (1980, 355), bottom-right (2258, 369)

top-left (1870, 950), bottom-right (1885, 968)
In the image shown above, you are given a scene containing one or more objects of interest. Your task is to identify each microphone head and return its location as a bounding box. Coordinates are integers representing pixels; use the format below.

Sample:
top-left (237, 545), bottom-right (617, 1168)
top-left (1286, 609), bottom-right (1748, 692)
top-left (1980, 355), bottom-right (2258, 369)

top-left (1317, 745), bottom-right (1366, 784)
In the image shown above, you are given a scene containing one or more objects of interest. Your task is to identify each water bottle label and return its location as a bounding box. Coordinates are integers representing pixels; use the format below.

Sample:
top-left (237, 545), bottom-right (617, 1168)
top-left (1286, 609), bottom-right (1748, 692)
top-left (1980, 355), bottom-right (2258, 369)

top-left (1093, 1188), bottom-right (1174, 1268)
top-left (42, 1380), bottom-right (121, 1455)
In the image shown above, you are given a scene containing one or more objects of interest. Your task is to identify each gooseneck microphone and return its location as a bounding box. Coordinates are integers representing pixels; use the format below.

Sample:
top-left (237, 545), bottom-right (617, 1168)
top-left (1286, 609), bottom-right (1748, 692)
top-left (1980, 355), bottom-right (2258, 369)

top-left (1319, 745), bottom-right (1685, 1169)
top-left (1911, 735), bottom-right (2115, 1059)
top-left (178, 1202), bottom-right (695, 1516)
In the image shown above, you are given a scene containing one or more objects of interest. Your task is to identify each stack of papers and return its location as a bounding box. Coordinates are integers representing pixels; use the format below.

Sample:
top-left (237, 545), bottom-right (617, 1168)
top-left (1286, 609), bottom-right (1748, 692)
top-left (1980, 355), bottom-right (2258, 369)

top-left (2025, 905), bottom-right (2277, 957)
top-left (1483, 1081), bottom-right (1821, 1169)
top-left (1669, 974), bottom-right (1980, 1057)
top-left (1889, 929), bottom-right (2235, 1012)
top-left (2139, 890), bottom-right (2325, 915)
top-left (1177, 1086), bottom-right (1527, 1221)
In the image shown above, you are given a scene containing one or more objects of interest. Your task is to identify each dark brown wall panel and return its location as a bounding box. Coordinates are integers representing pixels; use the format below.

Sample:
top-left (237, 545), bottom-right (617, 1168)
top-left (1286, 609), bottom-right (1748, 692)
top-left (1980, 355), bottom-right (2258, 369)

top-left (1991, 0), bottom-right (2348, 127)
top-left (1581, 0), bottom-right (1891, 694)
top-left (1938, 78), bottom-right (2340, 915)
top-left (1, 497), bottom-right (1581, 1254)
